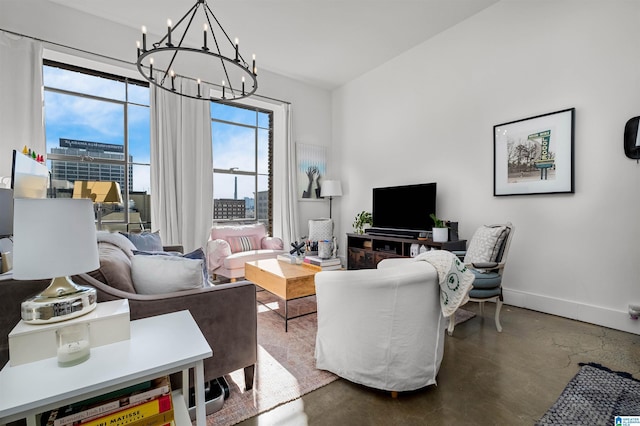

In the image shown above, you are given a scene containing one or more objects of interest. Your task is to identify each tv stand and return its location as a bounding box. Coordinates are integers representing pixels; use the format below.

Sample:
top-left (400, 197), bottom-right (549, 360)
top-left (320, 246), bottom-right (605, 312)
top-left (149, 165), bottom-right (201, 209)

top-left (347, 233), bottom-right (466, 270)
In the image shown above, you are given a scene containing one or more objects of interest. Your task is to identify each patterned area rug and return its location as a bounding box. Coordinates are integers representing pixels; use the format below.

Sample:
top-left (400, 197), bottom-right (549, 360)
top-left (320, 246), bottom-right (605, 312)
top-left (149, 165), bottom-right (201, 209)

top-left (207, 291), bottom-right (478, 426)
top-left (536, 363), bottom-right (640, 425)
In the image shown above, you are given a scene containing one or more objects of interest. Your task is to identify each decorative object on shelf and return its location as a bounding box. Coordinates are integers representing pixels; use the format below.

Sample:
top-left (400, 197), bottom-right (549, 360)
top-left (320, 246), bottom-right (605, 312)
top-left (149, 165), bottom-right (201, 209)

top-left (72, 181), bottom-right (123, 230)
top-left (352, 211), bottom-right (373, 235)
top-left (56, 323), bottom-right (91, 367)
top-left (624, 116), bottom-right (640, 160)
top-left (318, 240), bottom-right (333, 259)
top-left (135, 0), bottom-right (257, 102)
top-left (12, 198), bottom-right (100, 324)
top-left (0, 188), bottom-right (13, 238)
top-left (494, 108), bottom-right (575, 196)
top-left (429, 213), bottom-right (448, 243)
top-left (320, 180), bottom-right (342, 218)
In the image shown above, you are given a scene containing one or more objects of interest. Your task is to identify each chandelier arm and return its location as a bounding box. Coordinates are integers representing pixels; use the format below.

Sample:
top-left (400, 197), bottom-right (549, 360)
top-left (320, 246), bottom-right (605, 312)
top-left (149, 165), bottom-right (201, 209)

top-left (203, 2), bottom-right (248, 66)
top-left (162, 5), bottom-right (201, 87)
top-left (203, 12), bottom-right (235, 97)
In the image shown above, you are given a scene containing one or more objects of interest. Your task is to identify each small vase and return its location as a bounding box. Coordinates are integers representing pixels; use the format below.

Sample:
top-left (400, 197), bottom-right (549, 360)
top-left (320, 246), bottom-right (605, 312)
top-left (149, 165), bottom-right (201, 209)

top-left (432, 228), bottom-right (448, 243)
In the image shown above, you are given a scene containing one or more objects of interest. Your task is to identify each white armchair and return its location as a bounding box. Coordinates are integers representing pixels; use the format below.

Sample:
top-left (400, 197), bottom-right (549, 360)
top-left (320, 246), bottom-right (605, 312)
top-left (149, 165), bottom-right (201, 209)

top-left (314, 258), bottom-right (446, 394)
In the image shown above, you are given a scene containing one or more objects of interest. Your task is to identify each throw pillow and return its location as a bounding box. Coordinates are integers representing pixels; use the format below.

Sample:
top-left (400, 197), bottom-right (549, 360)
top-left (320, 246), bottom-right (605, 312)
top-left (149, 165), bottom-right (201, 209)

top-left (227, 235), bottom-right (258, 253)
top-left (131, 255), bottom-right (204, 295)
top-left (464, 225), bottom-right (508, 264)
top-left (120, 231), bottom-right (163, 252)
top-left (133, 248), bottom-right (209, 284)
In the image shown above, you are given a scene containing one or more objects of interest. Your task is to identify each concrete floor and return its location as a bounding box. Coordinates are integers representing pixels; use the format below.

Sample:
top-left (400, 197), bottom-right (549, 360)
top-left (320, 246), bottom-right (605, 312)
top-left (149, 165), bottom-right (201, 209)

top-left (237, 304), bottom-right (640, 426)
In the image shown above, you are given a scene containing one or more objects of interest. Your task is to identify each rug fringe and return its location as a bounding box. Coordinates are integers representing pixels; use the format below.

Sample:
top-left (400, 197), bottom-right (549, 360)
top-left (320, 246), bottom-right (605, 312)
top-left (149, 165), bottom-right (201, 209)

top-left (578, 362), bottom-right (640, 383)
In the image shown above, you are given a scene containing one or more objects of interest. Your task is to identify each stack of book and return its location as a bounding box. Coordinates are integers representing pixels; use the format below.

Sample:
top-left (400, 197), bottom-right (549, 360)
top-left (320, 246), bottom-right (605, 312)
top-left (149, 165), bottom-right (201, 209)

top-left (42, 376), bottom-right (174, 426)
top-left (303, 255), bottom-right (342, 270)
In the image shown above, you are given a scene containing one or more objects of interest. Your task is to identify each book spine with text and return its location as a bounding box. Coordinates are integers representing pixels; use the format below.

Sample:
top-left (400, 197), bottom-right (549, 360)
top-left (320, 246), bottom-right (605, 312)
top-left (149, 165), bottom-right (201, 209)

top-left (79, 394), bottom-right (172, 426)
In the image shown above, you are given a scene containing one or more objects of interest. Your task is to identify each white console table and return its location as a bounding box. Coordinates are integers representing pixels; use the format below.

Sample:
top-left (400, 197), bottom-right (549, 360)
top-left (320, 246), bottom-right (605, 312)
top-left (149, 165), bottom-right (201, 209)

top-left (0, 310), bottom-right (212, 426)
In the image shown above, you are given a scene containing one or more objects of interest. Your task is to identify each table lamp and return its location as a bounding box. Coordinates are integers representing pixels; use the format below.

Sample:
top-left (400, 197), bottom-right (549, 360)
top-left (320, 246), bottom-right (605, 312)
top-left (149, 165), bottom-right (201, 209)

top-left (72, 181), bottom-right (123, 230)
top-left (320, 180), bottom-right (342, 219)
top-left (12, 198), bottom-right (100, 324)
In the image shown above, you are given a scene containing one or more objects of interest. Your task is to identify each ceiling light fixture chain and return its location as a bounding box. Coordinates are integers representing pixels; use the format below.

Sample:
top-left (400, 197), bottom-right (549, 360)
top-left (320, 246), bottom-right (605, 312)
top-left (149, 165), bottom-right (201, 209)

top-left (135, 0), bottom-right (257, 102)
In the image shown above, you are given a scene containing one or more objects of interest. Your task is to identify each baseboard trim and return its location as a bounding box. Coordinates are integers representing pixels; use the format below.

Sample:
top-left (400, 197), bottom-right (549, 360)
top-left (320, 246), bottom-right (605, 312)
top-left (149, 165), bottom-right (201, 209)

top-left (503, 289), bottom-right (640, 335)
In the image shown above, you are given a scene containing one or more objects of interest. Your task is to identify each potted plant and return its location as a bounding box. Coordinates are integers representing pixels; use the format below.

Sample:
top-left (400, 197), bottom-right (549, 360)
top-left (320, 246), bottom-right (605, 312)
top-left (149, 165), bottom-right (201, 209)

top-left (353, 211), bottom-right (373, 235)
top-left (429, 213), bottom-right (448, 242)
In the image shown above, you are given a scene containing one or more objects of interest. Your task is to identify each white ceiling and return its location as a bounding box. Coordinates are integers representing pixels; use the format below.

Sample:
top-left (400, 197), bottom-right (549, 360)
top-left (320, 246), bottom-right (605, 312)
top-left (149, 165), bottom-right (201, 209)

top-left (48, 0), bottom-right (499, 90)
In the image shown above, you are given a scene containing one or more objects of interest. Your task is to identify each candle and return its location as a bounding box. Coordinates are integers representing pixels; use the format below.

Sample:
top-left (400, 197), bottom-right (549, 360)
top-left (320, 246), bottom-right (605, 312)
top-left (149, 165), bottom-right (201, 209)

top-left (242, 76), bottom-right (245, 95)
top-left (149, 58), bottom-right (154, 80)
top-left (167, 19), bottom-right (173, 46)
top-left (141, 25), bottom-right (147, 51)
top-left (203, 24), bottom-right (208, 50)
top-left (56, 323), bottom-right (90, 367)
top-left (252, 54), bottom-right (256, 75)
top-left (197, 78), bottom-right (201, 98)
top-left (222, 80), bottom-right (225, 98)
top-left (136, 40), bottom-right (141, 57)
top-left (235, 38), bottom-right (239, 61)
top-left (171, 70), bottom-right (176, 91)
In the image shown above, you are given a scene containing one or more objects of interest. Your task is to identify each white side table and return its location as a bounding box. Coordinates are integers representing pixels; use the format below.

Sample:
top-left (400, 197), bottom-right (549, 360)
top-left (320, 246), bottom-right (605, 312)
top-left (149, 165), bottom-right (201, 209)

top-left (0, 310), bottom-right (212, 426)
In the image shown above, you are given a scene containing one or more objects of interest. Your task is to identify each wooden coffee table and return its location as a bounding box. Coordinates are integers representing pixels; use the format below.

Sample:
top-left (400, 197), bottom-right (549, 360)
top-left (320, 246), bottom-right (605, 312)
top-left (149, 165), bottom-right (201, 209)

top-left (245, 259), bottom-right (320, 331)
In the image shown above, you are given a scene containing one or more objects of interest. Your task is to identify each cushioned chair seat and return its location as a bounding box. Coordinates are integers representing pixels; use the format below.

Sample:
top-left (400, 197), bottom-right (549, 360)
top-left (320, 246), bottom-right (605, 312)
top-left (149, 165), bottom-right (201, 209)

top-left (223, 249), bottom-right (286, 269)
top-left (469, 287), bottom-right (502, 298)
top-left (469, 270), bottom-right (502, 289)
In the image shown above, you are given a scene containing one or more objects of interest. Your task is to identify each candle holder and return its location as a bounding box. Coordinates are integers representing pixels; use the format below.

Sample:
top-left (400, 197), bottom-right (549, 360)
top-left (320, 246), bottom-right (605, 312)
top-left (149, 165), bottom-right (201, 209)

top-left (56, 323), bottom-right (91, 367)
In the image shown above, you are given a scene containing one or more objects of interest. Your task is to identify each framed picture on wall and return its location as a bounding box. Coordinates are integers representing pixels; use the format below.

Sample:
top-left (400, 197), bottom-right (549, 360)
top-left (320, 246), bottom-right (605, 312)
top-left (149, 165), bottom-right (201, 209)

top-left (494, 108), bottom-right (575, 196)
top-left (296, 143), bottom-right (327, 201)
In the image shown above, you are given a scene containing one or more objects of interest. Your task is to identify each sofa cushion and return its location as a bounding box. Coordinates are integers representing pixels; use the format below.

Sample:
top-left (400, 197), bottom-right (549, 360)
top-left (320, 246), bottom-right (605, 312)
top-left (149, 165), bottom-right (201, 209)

top-left (464, 225), bottom-right (508, 264)
top-left (261, 236), bottom-right (284, 250)
top-left (88, 243), bottom-right (136, 293)
top-left (133, 248), bottom-right (209, 283)
top-left (131, 255), bottom-right (204, 295)
top-left (223, 249), bottom-right (286, 270)
top-left (227, 235), bottom-right (259, 253)
top-left (210, 223), bottom-right (267, 241)
top-left (120, 231), bottom-right (163, 252)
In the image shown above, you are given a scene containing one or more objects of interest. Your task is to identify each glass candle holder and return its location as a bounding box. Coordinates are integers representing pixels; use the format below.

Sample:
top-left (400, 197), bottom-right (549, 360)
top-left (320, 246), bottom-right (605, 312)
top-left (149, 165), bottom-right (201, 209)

top-left (56, 323), bottom-right (90, 367)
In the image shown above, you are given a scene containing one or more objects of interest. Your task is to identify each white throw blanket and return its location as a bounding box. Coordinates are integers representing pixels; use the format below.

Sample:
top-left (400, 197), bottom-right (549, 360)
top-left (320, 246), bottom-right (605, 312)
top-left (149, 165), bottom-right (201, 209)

top-left (414, 250), bottom-right (474, 317)
top-left (96, 231), bottom-right (137, 258)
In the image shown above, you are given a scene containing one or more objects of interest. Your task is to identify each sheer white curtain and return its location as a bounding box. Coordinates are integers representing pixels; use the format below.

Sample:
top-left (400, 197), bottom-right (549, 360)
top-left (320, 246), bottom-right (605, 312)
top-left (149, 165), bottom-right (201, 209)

top-left (280, 103), bottom-right (299, 245)
top-left (0, 31), bottom-right (44, 179)
top-left (150, 79), bottom-right (213, 252)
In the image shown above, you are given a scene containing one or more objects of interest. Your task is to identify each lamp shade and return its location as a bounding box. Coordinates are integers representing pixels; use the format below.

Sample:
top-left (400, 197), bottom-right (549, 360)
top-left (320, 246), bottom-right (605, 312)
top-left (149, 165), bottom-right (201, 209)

top-left (73, 181), bottom-right (123, 204)
top-left (13, 198), bottom-right (99, 280)
top-left (321, 180), bottom-right (343, 198)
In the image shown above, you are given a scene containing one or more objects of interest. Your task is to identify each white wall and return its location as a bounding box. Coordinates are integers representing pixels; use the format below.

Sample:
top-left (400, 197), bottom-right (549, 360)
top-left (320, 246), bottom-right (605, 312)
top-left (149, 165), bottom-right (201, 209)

top-left (332, 0), bottom-right (640, 334)
top-left (0, 0), bottom-right (332, 240)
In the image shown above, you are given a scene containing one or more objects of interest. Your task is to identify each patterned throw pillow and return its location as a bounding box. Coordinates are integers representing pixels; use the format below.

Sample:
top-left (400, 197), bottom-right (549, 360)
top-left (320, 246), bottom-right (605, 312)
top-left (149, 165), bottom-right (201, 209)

top-left (227, 235), bottom-right (258, 253)
top-left (464, 225), bottom-right (508, 264)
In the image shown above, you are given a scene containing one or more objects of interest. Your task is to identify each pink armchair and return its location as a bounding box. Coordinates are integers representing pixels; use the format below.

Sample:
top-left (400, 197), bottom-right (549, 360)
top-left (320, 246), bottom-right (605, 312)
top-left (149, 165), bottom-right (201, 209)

top-left (206, 223), bottom-right (285, 281)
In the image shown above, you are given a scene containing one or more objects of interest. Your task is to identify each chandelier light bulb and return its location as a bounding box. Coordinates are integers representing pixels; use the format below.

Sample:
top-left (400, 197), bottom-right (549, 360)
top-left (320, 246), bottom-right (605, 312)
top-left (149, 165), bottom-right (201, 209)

top-left (197, 78), bottom-right (202, 98)
top-left (141, 25), bottom-right (147, 51)
top-left (203, 23), bottom-right (209, 50)
top-left (167, 19), bottom-right (173, 46)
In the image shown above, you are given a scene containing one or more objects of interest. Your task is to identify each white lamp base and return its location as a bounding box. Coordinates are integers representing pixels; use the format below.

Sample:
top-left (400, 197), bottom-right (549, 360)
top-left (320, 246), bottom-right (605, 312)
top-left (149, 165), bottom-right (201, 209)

top-left (21, 276), bottom-right (97, 324)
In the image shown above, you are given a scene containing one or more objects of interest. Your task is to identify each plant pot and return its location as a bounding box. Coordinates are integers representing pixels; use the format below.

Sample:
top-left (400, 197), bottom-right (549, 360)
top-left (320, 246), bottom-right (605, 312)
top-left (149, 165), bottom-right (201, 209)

top-left (432, 227), bottom-right (448, 243)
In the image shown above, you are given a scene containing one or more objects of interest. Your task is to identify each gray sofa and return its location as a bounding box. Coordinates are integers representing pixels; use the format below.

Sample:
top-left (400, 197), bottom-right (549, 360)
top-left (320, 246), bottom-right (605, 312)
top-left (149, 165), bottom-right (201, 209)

top-left (75, 238), bottom-right (257, 391)
top-left (0, 239), bottom-right (257, 395)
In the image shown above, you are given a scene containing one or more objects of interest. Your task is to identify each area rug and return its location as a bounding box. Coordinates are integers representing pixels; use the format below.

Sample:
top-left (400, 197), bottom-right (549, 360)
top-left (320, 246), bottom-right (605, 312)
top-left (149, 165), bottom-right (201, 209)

top-left (207, 293), bottom-right (478, 426)
top-left (536, 363), bottom-right (640, 425)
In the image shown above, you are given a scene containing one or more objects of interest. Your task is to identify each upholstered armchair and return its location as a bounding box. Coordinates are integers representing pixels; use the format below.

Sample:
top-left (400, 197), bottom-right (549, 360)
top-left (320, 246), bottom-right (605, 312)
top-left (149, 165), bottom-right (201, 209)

top-left (206, 223), bottom-right (285, 281)
top-left (314, 258), bottom-right (446, 394)
top-left (448, 222), bottom-right (515, 335)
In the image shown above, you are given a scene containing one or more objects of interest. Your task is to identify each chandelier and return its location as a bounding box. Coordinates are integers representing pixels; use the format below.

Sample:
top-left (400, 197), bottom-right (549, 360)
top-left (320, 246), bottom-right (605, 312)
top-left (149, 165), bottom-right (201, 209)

top-left (135, 0), bottom-right (257, 101)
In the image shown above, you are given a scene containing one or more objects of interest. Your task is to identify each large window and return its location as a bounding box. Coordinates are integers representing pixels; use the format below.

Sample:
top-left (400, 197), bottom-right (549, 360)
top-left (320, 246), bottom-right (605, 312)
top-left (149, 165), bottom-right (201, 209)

top-left (43, 60), bottom-right (151, 231)
top-left (211, 102), bottom-right (273, 231)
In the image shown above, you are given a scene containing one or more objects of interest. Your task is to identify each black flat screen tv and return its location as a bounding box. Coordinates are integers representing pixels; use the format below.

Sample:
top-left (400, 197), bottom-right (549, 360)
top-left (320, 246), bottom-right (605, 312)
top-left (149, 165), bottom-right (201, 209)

top-left (372, 182), bottom-right (437, 233)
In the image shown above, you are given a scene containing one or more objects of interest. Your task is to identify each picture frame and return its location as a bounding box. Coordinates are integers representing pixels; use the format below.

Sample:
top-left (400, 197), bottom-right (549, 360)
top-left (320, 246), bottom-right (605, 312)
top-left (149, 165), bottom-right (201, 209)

top-left (494, 108), bottom-right (575, 196)
top-left (296, 143), bottom-right (327, 201)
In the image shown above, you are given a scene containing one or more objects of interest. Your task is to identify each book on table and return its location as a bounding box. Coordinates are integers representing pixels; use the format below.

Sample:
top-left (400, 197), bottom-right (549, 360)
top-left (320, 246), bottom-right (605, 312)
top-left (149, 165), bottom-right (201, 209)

top-left (303, 255), bottom-right (341, 267)
top-left (42, 376), bottom-right (172, 426)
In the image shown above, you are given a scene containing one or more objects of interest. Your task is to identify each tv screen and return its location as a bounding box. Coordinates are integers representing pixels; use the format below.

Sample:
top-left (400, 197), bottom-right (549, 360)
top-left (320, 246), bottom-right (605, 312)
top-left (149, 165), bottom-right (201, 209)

top-left (11, 150), bottom-right (49, 199)
top-left (372, 182), bottom-right (437, 232)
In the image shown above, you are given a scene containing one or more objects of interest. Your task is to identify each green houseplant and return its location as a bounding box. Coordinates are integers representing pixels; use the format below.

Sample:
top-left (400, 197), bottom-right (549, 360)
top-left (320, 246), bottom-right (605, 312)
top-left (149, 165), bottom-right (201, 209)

top-left (353, 211), bottom-right (373, 234)
top-left (429, 213), bottom-right (448, 242)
